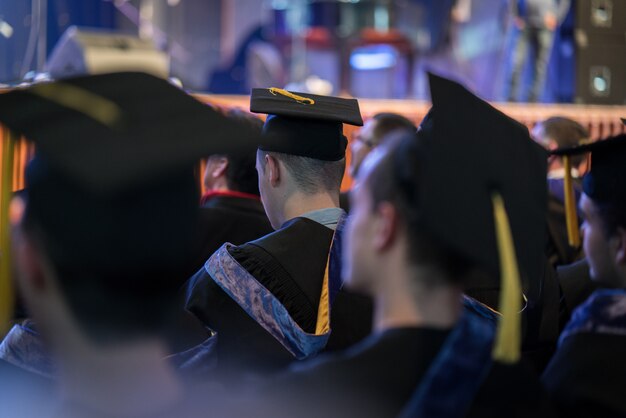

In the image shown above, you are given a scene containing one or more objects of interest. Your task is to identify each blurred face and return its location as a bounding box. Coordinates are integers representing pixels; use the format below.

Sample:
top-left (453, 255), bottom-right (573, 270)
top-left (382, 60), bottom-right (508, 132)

top-left (349, 119), bottom-right (378, 178)
top-left (580, 194), bottom-right (621, 285)
top-left (9, 197), bottom-right (59, 340)
top-left (10, 198), bottom-right (33, 302)
top-left (342, 179), bottom-right (378, 293)
top-left (343, 148), bottom-right (390, 293)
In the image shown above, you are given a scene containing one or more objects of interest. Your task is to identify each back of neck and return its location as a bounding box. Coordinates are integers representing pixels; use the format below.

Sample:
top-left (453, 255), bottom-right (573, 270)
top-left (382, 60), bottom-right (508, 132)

top-left (373, 271), bottom-right (462, 333)
top-left (282, 191), bottom-right (340, 223)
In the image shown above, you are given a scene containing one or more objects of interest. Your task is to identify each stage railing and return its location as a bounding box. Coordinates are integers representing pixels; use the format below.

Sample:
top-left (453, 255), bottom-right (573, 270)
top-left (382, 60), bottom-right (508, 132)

top-left (1, 94), bottom-right (625, 193)
top-left (199, 95), bottom-right (626, 190)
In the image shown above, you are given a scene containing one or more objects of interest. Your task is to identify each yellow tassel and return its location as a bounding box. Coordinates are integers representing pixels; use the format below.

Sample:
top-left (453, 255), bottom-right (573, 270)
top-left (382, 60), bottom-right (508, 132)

top-left (269, 88), bottom-right (315, 105)
top-left (313, 227), bottom-right (341, 335)
top-left (314, 256), bottom-right (331, 335)
top-left (563, 156), bottom-right (581, 247)
top-left (491, 192), bottom-right (522, 364)
top-left (29, 83), bottom-right (122, 129)
top-left (0, 126), bottom-right (15, 335)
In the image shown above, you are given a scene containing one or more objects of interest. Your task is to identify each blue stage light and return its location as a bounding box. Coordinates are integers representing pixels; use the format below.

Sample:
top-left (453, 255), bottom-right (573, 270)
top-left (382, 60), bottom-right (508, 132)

top-left (350, 45), bottom-right (397, 70)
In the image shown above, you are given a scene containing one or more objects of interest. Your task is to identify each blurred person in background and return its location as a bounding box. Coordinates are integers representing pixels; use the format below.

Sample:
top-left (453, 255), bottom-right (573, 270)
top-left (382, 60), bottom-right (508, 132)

top-left (193, 109), bottom-right (273, 265)
top-left (532, 116), bottom-right (588, 267)
top-left (185, 88), bottom-right (373, 383)
top-left (543, 131), bottom-right (626, 417)
top-left (506, 0), bottom-right (570, 102)
top-left (342, 113), bottom-right (416, 211)
top-left (0, 72), bottom-right (259, 416)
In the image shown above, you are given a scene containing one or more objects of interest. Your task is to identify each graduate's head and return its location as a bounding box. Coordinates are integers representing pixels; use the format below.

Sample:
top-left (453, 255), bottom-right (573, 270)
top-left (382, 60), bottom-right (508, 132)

top-left (1, 73), bottom-right (261, 345)
top-left (532, 117), bottom-right (589, 170)
top-left (250, 88), bottom-right (362, 228)
top-left (556, 134), bottom-right (626, 286)
top-left (13, 159), bottom-right (199, 344)
top-left (344, 74), bottom-right (548, 321)
top-left (349, 112), bottom-right (416, 178)
top-left (255, 150), bottom-right (346, 229)
top-left (203, 110), bottom-right (264, 195)
top-left (343, 131), bottom-right (474, 295)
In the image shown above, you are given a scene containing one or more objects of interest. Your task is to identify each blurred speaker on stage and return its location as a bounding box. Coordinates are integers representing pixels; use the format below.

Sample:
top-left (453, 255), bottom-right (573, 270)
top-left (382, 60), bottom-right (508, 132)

top-left (506, 0), bottom-right (571, 102)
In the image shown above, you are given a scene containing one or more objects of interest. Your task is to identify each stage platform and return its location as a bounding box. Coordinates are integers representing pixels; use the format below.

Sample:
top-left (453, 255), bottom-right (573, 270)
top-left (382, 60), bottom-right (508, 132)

top-left (199, 94), bottom-right (626, 140)
top-left (1, 95), bottom-right (625, 193)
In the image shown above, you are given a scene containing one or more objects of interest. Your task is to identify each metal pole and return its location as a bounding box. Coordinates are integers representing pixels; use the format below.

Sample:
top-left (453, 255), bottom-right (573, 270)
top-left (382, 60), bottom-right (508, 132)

top-left (288, 0), bottom-right (307, 85)
top-left (36, 0), bottom-right (47, 72)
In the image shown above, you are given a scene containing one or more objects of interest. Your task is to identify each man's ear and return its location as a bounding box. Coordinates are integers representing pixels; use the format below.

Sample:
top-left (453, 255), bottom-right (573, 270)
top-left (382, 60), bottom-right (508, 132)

top-left (614, 226), bottom-right (626, 266)
top-left (373, 202), bottom-right (399, 251)
top-left (265, 154), bottom-right (281, 187)
top-left (212, 157), bottom-right (229, 178)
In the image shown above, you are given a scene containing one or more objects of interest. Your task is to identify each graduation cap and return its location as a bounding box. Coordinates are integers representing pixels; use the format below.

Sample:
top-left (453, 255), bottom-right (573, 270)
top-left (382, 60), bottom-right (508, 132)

top-left (551, 133), bottom-right (626, 245)
top-left (417, 73), bottom-right (548, 363)
top-left (551, 118), bottom-right (626, 247)
top-left (250, 88), bottom-right (363, 161)
top-left (0, 72), bottom-right (262, 332)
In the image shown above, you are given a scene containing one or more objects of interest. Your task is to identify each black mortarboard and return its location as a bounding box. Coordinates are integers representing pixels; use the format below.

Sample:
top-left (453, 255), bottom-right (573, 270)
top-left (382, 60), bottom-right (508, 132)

top-left (552, 134), bottom-right (626, 207)
top-left (419, 73), bottom-right (548, 291)
top-left (0, 72), bottom-right (260, 193)
top-left (250, 88), bottom-right (363, 161)
top-left (417, 73), bottom-right (548, 362)
top-left (0, 72), bottom-right (261, 331)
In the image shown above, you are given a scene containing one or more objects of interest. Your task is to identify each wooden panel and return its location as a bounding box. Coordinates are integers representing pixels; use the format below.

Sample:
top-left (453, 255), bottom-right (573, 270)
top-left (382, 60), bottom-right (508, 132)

top-left (0, 127), bottom-right (35, 192)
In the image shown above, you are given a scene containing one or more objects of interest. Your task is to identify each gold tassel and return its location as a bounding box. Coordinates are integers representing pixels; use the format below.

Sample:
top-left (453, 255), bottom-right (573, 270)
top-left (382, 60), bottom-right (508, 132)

top-left (491, 192), bottom-right (522, 364)
top-left (563, 155), bottom-right (581, 247)
top-left (0, 126), bottom-right (15, 335)
top-left (314, 231), bottom-right (337, 335)
top-left (314, 258), bottom-right (330, 335)
top-left (269, 88), bottom-right (315, 105)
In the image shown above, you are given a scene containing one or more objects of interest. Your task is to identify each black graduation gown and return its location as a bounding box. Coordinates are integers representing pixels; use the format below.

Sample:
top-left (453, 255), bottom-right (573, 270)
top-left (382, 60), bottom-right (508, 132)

top-left (543, 332), bottom-right (626, 417)
top-left (199, 196), bottom-right (272, 252)
top-left (235, 327), bottom-right (553, 418)
top-left (0, 311), bottom-right (213, 382)
top-left (184, 195), bottom-right (273, 278)
top-left (555, 258), bottom-right (599, 330)
top-left (543, 288), bottom-right (626, 417)
top-left (185, 217), bottom-right (373, 377)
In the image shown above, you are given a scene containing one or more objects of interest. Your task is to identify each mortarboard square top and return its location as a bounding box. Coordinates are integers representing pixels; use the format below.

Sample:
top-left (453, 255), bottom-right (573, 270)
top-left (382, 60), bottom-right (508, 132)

top-left (0, 72), bottom-right (263, 274)
top-left (250, 88), bottom-right (363, 126)
top-left (0, 72), bottom-right (261, 194)
top-left (250, 88), bottom-right (363, 161)
top-left (552, 133), bottom-right (626, 206)
top-left (416, 73), bottom-right (548, 287)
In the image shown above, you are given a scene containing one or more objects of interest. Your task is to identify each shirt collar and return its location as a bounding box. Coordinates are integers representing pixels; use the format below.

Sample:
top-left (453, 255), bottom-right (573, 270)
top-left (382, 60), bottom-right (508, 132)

top-left (299, 207), bottom-right (345, 230)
